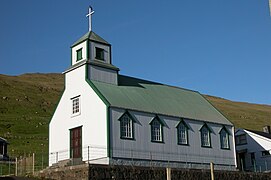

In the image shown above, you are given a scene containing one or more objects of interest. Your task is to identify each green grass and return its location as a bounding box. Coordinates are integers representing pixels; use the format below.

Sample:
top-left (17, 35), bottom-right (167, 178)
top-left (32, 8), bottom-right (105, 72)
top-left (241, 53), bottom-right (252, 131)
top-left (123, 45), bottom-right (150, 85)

top-left (0, 73), bottom-right (271, 168)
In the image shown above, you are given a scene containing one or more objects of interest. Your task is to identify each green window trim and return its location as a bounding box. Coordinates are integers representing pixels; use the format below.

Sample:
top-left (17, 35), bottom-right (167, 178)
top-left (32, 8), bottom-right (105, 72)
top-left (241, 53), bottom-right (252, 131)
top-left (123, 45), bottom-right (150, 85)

top-left (118, 111), bottom-right (135, 140)
top-left (95, 47), bottom-right (105, 60)
top-left (76, 48), bottom-right (83, 61)
top-left (176, 119), bottom-right (189, 146)
top-left (150, 116), bottom-right (164, 143)
top-left (200, 123), bottom-right (212, 148)
top-left (219, 126), bottom-right (230, 150)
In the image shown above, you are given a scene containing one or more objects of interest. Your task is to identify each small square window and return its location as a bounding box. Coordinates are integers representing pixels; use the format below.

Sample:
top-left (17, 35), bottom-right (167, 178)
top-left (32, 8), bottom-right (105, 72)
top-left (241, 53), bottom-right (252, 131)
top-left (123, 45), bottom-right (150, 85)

top-left (236, 134), bottom-right (247, 145)
top-left (95, 47), bottom-right (104, 60)
top-left (71, 96), bottom-right (80, 115)
top-left (76, 48), bottom-right (83, 61)
top-left (262, 151), bottom-right (270, 156)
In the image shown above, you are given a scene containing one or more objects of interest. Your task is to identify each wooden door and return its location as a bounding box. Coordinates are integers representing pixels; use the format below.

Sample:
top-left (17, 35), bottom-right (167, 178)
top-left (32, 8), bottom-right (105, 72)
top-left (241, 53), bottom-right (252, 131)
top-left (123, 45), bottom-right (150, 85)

top-left (70, 127), bottom-right (82, 159)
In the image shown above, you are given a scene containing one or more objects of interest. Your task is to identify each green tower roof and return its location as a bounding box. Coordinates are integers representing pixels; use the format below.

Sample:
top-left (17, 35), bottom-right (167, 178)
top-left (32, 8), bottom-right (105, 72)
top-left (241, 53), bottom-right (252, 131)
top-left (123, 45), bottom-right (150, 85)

top-left (71, 31), bottom-right (110, 47)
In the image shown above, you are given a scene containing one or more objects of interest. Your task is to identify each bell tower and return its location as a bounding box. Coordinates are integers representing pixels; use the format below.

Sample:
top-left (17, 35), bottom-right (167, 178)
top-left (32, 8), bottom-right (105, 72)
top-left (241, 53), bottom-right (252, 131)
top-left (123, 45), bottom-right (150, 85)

top-left (70, 6), bottom-right (119, 85)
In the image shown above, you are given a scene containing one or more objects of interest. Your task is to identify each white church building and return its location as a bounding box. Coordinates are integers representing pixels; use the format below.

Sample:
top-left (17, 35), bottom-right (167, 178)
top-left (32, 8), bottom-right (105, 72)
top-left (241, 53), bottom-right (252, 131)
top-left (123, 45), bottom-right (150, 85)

top-left (49, 7), bottom-right (237, 170)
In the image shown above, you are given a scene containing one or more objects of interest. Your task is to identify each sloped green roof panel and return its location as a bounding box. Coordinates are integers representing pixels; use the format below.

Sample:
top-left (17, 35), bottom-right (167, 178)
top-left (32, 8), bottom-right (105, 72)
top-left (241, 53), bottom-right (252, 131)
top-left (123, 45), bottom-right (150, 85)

top-left (91, 75), bottom-right (232, 125)
top-left (71, 31), bottom-right (110, 47)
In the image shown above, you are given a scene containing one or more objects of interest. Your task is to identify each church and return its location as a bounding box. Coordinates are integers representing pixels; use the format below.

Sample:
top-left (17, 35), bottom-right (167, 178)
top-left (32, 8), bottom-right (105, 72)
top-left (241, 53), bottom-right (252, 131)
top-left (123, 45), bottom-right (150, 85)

top-left (49, 7), bottom-right (236, 170)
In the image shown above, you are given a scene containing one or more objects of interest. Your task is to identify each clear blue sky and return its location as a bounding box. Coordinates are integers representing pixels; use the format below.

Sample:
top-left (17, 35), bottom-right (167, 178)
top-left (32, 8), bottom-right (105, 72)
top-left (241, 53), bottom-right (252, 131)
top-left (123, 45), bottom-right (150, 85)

top-left (1, 0), bottom-right (271, 105)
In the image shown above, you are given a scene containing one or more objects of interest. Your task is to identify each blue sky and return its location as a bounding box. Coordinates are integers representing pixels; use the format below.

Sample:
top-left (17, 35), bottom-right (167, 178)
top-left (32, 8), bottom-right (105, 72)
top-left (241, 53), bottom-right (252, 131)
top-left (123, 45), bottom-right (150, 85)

top-left (0, 0), bottom-right (271, 105)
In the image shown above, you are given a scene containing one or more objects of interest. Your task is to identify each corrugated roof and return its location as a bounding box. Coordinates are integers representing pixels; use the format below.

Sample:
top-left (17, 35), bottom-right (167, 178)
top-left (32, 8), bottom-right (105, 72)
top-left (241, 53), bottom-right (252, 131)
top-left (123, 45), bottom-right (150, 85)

top-left (71, 31), bottom-right (110, 47)
top-left (91, 75), bottom-right (232, 125)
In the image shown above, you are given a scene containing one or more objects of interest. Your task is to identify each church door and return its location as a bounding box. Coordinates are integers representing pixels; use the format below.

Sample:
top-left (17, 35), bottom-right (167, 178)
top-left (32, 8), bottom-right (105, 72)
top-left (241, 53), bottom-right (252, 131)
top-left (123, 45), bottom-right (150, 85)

top-left (70, 126), bottom-right (82, 159)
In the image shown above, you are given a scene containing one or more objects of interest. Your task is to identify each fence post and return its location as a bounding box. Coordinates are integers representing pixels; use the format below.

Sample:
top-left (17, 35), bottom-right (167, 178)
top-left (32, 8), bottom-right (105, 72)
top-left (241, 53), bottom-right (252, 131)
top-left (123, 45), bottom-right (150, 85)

top-left (210, 162), bottom-right (214, 180)
top-left (15, 157), bottom-right (18, 176)
top-left (88, 146), bottom-right (89, 163)
top-left (32, 153), bottom-right (35, 175)
top-left (166, 167), bottom-right (171, 180)
top-left (56, 152), bottom-right (58, 163)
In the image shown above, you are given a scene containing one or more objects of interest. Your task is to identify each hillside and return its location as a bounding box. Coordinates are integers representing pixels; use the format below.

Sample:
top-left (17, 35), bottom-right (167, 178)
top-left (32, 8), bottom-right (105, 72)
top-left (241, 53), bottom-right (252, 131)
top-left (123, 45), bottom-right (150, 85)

top-left (0, 73), bottom-right (270, 161)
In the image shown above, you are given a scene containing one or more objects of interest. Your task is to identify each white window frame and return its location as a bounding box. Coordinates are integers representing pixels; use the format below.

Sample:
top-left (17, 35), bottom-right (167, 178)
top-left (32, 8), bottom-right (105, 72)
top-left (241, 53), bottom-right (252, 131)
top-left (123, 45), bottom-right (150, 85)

top-left (177, 122), bottom-right (188, 145)
top-left (201, 125), bottom-right (211, 147)
top-left (220, 128), bottom-right (230, 149)
top-left (71, 96), bottom-right (80, 116)
top-left (120, 113), bottom-right (133, 139)
top-left (151, 118), bottom-right (163, 142)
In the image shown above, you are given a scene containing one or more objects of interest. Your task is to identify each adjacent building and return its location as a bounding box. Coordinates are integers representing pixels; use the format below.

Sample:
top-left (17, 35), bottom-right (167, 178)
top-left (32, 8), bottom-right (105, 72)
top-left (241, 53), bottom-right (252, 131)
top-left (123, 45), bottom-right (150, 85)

top-left (235, 126), bottom-right (271, 172)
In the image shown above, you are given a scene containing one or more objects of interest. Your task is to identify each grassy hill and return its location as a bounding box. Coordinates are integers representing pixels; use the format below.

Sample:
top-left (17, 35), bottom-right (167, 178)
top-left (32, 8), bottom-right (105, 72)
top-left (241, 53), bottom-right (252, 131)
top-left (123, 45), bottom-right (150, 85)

top-left (0, 73), bottom-right (271, 165)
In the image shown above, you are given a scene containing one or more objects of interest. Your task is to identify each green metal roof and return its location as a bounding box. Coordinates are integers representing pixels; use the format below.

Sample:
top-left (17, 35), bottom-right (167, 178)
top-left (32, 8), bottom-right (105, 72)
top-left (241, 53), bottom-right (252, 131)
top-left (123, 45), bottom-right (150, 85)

top-left (71, 31), bottom-right (110, 47)
top-left (91, 75), bottom-right (232, 125)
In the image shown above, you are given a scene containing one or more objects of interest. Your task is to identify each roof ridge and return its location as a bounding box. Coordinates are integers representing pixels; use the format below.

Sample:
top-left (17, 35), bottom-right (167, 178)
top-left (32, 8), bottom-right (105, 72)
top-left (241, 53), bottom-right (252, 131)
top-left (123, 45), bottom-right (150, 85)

top-left (119, 74), bottom-right (199, 93)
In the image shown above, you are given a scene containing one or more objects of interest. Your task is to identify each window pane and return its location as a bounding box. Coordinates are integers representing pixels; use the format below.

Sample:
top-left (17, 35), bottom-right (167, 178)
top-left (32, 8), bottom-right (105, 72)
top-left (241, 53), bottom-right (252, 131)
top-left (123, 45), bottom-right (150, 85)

top-left (151, 119), bottom-right (162, 142)
top-left (95, 47), bottom-right (104, 60)
top-left (220, 129), bottom-right (229, 149)
top-left (178, 123), bottom-right (187, 145)
top-left (120, 114), bottom-right (133, 139)
top-left (76, 49), bottom-right (82, 61)
top-left (72, 98), bottom-right (80, 114)
top-left (201, 126), bottom-right (210, 147)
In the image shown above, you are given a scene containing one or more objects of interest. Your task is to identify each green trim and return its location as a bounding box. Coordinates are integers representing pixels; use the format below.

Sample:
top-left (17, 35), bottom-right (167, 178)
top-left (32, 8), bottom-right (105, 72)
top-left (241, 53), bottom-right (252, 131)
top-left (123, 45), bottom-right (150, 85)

top-left (49, 75), bottom-right (66, 124)
top-left (219, 125), bottom-right (231, 135)
top-left (118, 110), bottom-right (135, 140)
top-left (149, 115), bottom-right (165, 126)
top-left (85, 64), bottom-right (111, 157)
top-left (219, 126), bottom-right (230, 150)
top-left (175, 118), bottom-right (190, 129)
top-left (49, 74), bottom-right (66, 162)
top-left (150, 116), bottom-right (164, 143)
top-left (176, 119), bottom-right (189, 146)
top-left (85, 64), bottom-right (89, 79)
top-left (199, 122), bottom-right (212, 133)
top-left (118, 110), bottom-right (136, 122)
top-left (76, 48), bottom-right (83, 61)
top-left (85, 65), bottom-right (110, 106)
top-left (200, 123), bottom-right (212, 148)
top-left (109, 45), bottom-right (112, 64)
top-left (70, 48), bottom-right (73, 66)
top-left (107, 107), bottom-right (111, 158)
top-left (86, 40), bottom-right (89, 59)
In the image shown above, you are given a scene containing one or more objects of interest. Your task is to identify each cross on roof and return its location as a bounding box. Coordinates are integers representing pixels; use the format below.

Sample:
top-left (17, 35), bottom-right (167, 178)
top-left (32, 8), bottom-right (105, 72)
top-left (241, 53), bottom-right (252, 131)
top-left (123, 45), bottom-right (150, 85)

top-left (86, 6), bottom-right (95, 32)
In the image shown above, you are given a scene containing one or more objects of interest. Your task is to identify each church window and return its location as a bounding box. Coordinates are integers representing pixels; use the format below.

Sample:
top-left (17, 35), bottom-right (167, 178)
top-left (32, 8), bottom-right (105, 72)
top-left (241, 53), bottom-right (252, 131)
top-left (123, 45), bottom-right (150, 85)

top-left (177, 120), bottom-right (189, 145)
top-left (71, 96), bottom-right (80, 115)
top-left (220, 127), bottom-right (230, 149)
top-left (200, 124), bottom-right (211, 148)
top-left (262, 150), bottom-right (271, 156)
top-left (150, 117), bottom-right (163, 143)
top-left (236, 134), bottom-right (247, 145)
top-left (95, 47), bottom-right (104, 60)
top-left (119, 111), bottom-right (134, 139)
top-left (76, 48), bottom-right (83, 61)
